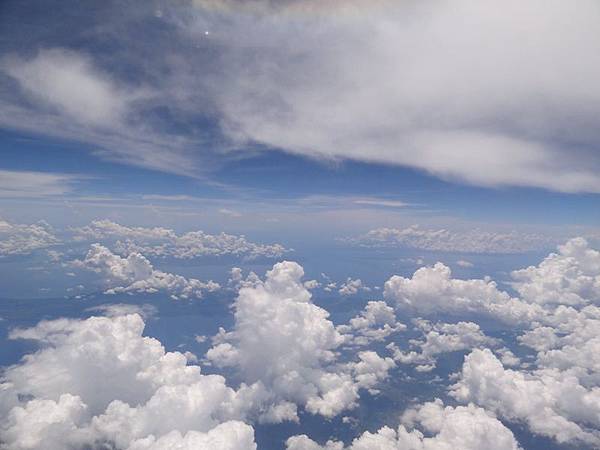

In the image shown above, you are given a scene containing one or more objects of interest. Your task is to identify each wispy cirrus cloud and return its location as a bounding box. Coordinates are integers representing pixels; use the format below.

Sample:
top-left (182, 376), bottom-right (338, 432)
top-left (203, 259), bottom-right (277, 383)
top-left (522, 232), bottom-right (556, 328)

top-left (0, 169), bottom-right (80, 198)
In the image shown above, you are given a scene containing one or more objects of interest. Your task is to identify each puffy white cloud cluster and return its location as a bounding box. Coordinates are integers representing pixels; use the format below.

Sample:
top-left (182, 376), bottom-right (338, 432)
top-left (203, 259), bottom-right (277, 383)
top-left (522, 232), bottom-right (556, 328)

top-left (383, 262), bottom-right (543, 324)
top-left (73, 244), bottom-right (219, 299)
top-left (451, 349), bottom-right (600, 445)
top-left (387, 320), bottom-right (497, 372)
top-left (0, 313), bottom-right (257, 450)
top-left (438, 238), bottom-right (600, 445)
top-left (0, 218), bottom-right (59, 256)
top-left (206, 261), bottom-right (394, 419)
top-left (73, 220), bottom-right (288, 260)
top-left (337, 301), bottom-right (406, 347)
top-left (511, 237), bottom-right (600, 306)
top-left (286, 399), bottom-right (521, 450)
top-left (345, 225), bottom-right (553, 254)
top-left (338, 278), bottom-right (370, 296)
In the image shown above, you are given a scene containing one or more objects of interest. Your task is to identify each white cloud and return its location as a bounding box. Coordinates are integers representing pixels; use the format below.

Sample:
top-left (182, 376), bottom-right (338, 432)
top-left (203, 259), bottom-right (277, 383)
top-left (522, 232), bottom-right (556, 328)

top-left (456, 260), bottom-right (474, 268)
top-left (0, 218), bottom-right (59, 256)
top-left (347, 225), bottom-right (553, 254)
top-left (0, 169), bottom-right (80, 198)
top-left (338, 278), bottom-right (369, 296)
top-left (387, 320), bottom-right (497, 372)
top-left (219, 208), bottom-right (243, 218)
top-left (511, 237), bottom-right (600, 306)
top-left (352, 199), bottom-right (408, 208)
top-left (85, 303), bottom-right (158, 320)
top-left (73, 220), bottom-right (288, 260)
top-left (3, 48), bottom-right (135, 127)
top-left (383, 262), bottom-right (543, 324)
top-left (450, 349), bottom-right (600, 445)
top-left (337, 301), bottom-right (406, 347)
top-left (286, 398), bottom-right (521, 450)
top-left (206, 261), bottom-right (393, 420)
top-left (72, 244), bottom-right (220, 299)
top-left (0, 313), bottom-right (258, 450)
top-left (188, 0), bottom-right (600, 193)
top-left (2, 2), bottom-right (600, 189)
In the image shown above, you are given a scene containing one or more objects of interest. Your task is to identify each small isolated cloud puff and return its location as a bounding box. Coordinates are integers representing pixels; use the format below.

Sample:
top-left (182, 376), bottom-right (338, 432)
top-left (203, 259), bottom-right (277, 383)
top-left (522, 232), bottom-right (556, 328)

top-left (73, 220), bottom-right (288, 260)
top-left (337, 301), bottom-right (406, 347)
top-left (338, 278), bottom-right (369, 296)
top-left (456, 259), bottom-right (474, 268)
top-left (206, 261), bottom-right (394, 420)
top-left (72, 243), bottom-right (220, 299)
top-left (286, 398), bottom-right (521, 450)
top-left (0, 313), bottom-right (257, 450)
top-left (0, 218), bottom-right (59, 257)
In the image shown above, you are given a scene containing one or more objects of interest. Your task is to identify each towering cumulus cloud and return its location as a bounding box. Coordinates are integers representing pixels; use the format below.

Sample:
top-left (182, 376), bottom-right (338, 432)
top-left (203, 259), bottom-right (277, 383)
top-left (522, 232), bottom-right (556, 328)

top-left (206, 261), bottom-right (394, 420)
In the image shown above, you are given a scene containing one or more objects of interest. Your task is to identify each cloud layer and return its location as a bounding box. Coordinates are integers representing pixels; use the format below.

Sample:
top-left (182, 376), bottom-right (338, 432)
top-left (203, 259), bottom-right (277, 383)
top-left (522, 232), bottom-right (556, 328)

top-left (73, 244), bottom-right (220, 299)
top-left (73, 220), bottom-right (288, 260)
top-left (2, 1), bottom-right (600, 191)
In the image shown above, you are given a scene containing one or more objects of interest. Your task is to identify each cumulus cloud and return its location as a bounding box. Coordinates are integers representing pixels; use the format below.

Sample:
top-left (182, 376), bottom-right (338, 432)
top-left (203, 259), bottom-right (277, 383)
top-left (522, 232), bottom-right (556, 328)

top-left (206, 261), bottom-right (394, 419)
top-left (511, 237), bottom-right (600, 306)
top-left (337, 301), bottom-right (406, 347)
top-left (0, 313), bottom-right (257, 450)
top-left (383, 262), bottom-right (543, 324)
top-left (73, 220), bottom-right (288, 260)
top-left (72, 244), bottom-right (220, 299)
top-left (286, 398), bottom-right (521, 450)
top-left (387, 320), bottom-right (497, 372)
top-left (338, 278), bottom-right (369, 296)
top-left (0, 218), bottom-right (59, 256)
top-left (346, 225), bottom-right (554, 254)
top-left (451, 349), bottom-right (600, 445)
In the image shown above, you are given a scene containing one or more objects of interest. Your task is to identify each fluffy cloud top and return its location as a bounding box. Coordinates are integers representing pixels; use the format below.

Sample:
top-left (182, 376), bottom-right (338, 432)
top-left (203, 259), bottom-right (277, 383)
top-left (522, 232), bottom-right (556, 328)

top-left (387, 320), bottom-right (497, 372)
top-left (0, 218), bottom-right (59, 256)
top-left (206, 261), bottom-right (394, 419)
top-left (337, 301), bottom-right (406, 347)
top-left (73, 243), bottom-right (220, 299)
top-left (450, 349), bottom-right (600, 445)
top-left (511, 237), bottom-right (600, 306)
top-left (73, 220), bottom-right (288, 260)
top-left (338, 278), bottom-right (369, 296)
top-left (383, 262), bottom-right (542, 324)
top-left (0, 313), bottom-right (257, 450)
top-left (286, 399), bottom-right (521, 450)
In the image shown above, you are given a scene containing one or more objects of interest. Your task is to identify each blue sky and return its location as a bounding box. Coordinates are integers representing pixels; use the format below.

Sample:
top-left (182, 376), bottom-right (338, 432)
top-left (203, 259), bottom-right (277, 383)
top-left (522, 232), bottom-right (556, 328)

top-left (1, 1), bottom-right (600, 450)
